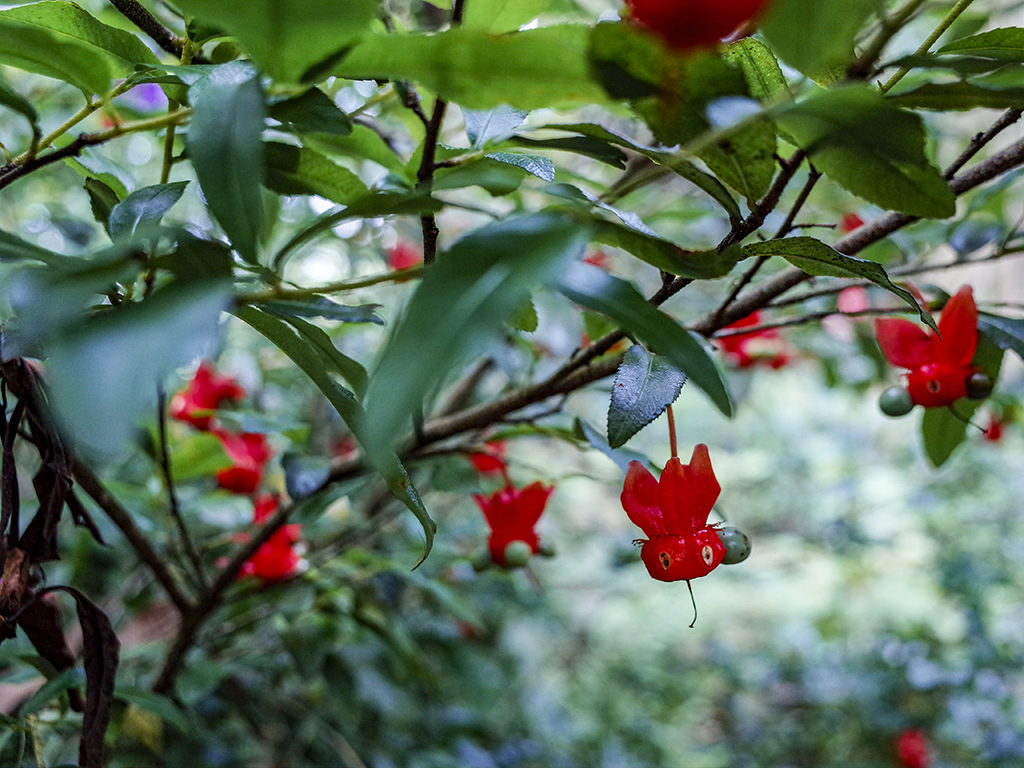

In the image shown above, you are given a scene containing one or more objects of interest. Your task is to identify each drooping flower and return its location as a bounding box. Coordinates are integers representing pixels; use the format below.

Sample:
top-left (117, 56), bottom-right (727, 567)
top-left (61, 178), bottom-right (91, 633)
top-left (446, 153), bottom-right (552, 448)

top-left (621, 444), bottom-right (726, 582)
top-left (625, 0), bottom-right (771, 52)
top-left (895, 729), bottom-right (930, 768)
top-left (473, 481), bottom-right (553, 566)
top-left (238, 494), bottom-right (302, 582)
top-left (716, 311), bottom-right (790, 369)
top-left (875, 286), bottom-right (979, 408)
top-left (468, 441), bottom-right (508, 477)
top-left (170, 361), bottom-right (246, 430)
top-left (213, 429), bottom-right (272, 494)
top-left (387, 240), bottom-right (423, 271)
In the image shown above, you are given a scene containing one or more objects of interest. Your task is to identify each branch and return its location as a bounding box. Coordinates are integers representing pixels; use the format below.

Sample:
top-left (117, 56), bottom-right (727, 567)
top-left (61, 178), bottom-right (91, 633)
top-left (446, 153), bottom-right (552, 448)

top-left (107, 0), bottom-right (210, 64)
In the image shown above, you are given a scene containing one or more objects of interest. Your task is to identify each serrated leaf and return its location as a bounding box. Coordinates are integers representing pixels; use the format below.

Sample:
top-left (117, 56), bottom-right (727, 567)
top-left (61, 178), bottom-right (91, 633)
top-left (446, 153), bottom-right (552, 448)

top-left (108, 182), bottom-right (190, 241)
top-left (742, 237), bottom-right (936, 331)
top-left (257, 296), bottom-right (383, 324)
top-left (335, 25), bottom-right (606, 110)
top-left (173, 0), bottom-right (378, 83)
top-left (554, 262), bottom-right (732, 417)
top-left (509, 295), bottom-right (538, 332)
top-left (363, 212), bottom-right (589, 459)
top-left (264, 142), bottom-right (368, 204)
top-left (508, 134), bottom-right (629, 169)
top-left (234, 306), bottom-right (435, 565)
top-left (590, 218), bottom-right (743, 278)
top-left (886, 82), bottom-right (1024, 111)
top-left (921, 332), bottom-right (1004, 467)
top-left (0, 2), bottom-right (159, 94)
top-left (84, 177), bottom-right (120, 234)
top-left (697, 118), bottom-right (777, 200)
top-left (608, 345), bottom-right (686, 448)
top-left (776, 85), bottom-right (955, 218)
top-left (463, 105), bottom-right (528, 147)
top-left (187, 64), bottom-right (266, 263)
top-left (937, 27), bottom-right (1024, 61)
top-left (487, 152), bottom-right (555, 182)
top-left (269, 88), bottom-right (352, 136)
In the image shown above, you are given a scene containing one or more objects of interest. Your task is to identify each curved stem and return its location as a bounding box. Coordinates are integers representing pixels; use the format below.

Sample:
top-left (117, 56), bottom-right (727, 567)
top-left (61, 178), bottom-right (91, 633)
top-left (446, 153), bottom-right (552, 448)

top-left (879, 0), bottom-right (977, 93)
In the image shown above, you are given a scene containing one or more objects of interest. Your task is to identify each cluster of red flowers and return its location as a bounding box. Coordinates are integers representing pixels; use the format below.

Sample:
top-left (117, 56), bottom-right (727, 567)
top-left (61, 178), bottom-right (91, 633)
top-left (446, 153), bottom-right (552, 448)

top-left (171, 362), bottom-right (300, 582)
top-left (469, 441), bottom-right (554, 567)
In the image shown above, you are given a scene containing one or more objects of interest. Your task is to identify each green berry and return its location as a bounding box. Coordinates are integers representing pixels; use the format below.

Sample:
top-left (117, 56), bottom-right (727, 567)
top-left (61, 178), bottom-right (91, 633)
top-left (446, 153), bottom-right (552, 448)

top-left (965, 371), bottom-right (994, 400)
top-left (717, 527), bottom-right (751, 565)
top-left (537, 541), bottom-right (556, 558)
top-left (470, 549), bottom-right (492, 572)
top-left (502, 540), bottom-right (532, 568)
top-left (879, 386), bottom-right (914, 417)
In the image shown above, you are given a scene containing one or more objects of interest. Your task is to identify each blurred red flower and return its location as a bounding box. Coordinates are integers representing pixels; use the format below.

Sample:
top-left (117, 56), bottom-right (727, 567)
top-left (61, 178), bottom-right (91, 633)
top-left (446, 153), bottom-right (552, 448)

top-left (895, 728), bottom-right (930, 768)
top-left (625, 0), bottom-right (770, 51)
top-left (583, 250), bottom-right (611, 269)
top-left (717, 311), bottom-right (790, 369)
top-left (839, 213), bottom-right (865, 233)
top-left (875, 286), bottom-right (978, 408)
top-left (388, 240), bottom-right (423, 271)
top-left (213, 429), bottom-right (272, 494)
top-left (984, 413), bottom-right (1005, 442)
top-left (238, 494), bottom-right (301, 582)
top-left (621, 444), bottom-right (726, 582)
top-left (170, 361), bottom-right (245, 430)
top-left (469, 441), bottom-right (508, 477)
top-left (473, 481), bottom-right (553, 566)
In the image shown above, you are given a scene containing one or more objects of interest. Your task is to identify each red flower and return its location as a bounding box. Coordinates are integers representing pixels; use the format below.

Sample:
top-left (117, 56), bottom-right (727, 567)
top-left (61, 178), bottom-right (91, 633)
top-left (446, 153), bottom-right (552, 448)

top-left (213, 429), bottom-right (272, 494)
top-left (875, 286), bottom-right (978, 408)
top-left (387, 240), bottom-right (423, 271)
top-left (625, 0), bottom-right (770, 51)
top-left (170, 361), bottom-right (246, 430)
top-left (473, 481), bottom-right (553, 566)
top-left (238, 494), bottom-right (301, 582)
top-left (717, 311), bottom-right (790, 369)
top-left (839, 213), bottom-right (865, 233)
top-left (621, 444), bottom-right (726, 582)
top-left (984, 412), bottom-right (1005, 442)
top-left (469, 441), bottom-right (508, 476)
top-left (895, 729), bottom-right (930, 768)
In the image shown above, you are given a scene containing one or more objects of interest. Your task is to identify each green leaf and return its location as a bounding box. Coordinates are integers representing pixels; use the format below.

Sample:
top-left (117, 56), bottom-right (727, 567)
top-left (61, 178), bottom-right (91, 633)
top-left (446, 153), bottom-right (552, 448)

top-left (509, 295), bottom-right (539, 333)
top-left (0, 71), bottom-right (38, 127)
top-left (742, 237), bottom-right (936, 331)
top-left (264, 142), bottom-right (368, 205)
top-left (608, 345), bottom-right (686, 448)
top-left (0, 230), bottom-right (68, 267)
top-left (363, 212), bottom-right (590, 458)
top-left (978, 313), bottom-right (1024, 361)
top-left (776, 86), bottom-right (955, 218)
top-left (0, 2), bottom-right (159, 94)
top-left (590, 219), bottom-right (743, 279)
top-left (278, 315), bottom-right (369, 398)
top-left (84, 177), bottom-right (120, 234)
top-left (257, 296), bottom-right (383, 325)
top-left (335, 25), bottom-right (607, 110)
top-left (169, 432), bottom-right (231, 482)
top-left (723, 38), bottom-right (790, 102)
top-left (234, 306), bottom-right (435, 565)
top-left (886, 82), bottom-right (1024, 111)
top-left (433, 156), bottom-right (533, 196)
top-left (759, 0), bottom-right (880, 82)
top-left (173, 0), bottom-right (378, 83)
top-left (574, 417), bottom-right (652, 474)
top-left (554, 262), bottom-right (733, 417)
top-left (269, 88), bottom-right (353, 136)
top-left (18, 667), bottom-right (83, 718)
top-left (937, 27), bottom-right (1024, 61)
top-left (45, 281), bottom-right (232, 457)
top-left (187, 63), bottom-right (266, 263)
top-left (921, 332), bottom-right (1004, 467)
top-left (487, 152), bottom-right (555, 182)
top-left (108, 182), bottom-right (190, 241)
top-left (508, 134), bottom-right (628, 168)
top-left (462, 105), bottom-right (528, 147)
top-left (307, 123), bottom-right (406, 174)
top-left (114, 688), bottom-right (189, 734)
top-left (697, 117), bottom-right (777, 201)
top-left (462, 0), bottom-right (553, 32)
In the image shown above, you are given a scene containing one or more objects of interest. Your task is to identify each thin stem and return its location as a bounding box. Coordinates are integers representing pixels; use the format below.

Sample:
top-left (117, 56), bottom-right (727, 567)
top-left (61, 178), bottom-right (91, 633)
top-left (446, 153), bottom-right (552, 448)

top-left (107, 0), bottom-right (210, 64)
top-left (686, 580), bottom-right (698, 629)
top-left (848, 0), bottom-right (929, 79)
top-left (156, 386), bottom-right (208, 589)
top-left (234, 265), bottom-right (426, 304)
top-left (666, 404), bottom-right (678, 459)
top-left (879, 0), bottom-right (976, 93)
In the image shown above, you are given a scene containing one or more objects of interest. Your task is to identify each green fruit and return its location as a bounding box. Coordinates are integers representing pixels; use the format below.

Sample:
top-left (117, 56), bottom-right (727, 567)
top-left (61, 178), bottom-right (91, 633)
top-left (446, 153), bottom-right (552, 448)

top-left (717, 527), bottom-right (751, 565)
top-left (470, 549), bottom-right (492, 572)
top-left (537, 541), bottom-right (556, 558)
top-left (502, 540), bottom-right (532, 568)
top-left (879, 386), bottom-right (914, 417)
top-left (965, 371), bottom-right (994, 400)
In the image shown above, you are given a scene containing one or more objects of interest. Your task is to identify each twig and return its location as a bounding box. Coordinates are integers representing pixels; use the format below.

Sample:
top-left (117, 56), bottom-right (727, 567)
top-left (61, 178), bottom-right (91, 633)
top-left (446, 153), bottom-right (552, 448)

top-left (107, 0), bottom-right (210, 64)
top-left (879, 0), bottom-right (977, 93)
